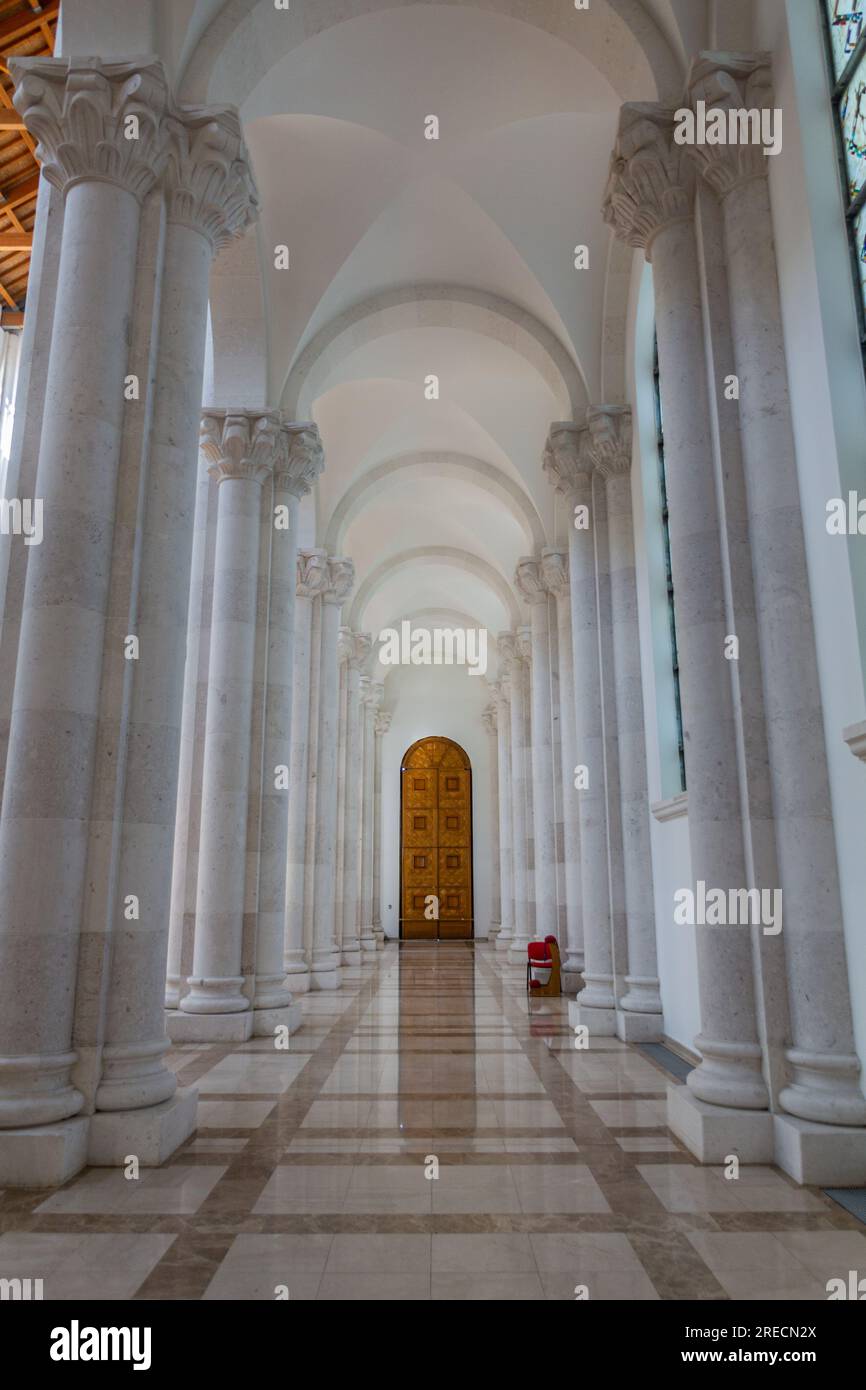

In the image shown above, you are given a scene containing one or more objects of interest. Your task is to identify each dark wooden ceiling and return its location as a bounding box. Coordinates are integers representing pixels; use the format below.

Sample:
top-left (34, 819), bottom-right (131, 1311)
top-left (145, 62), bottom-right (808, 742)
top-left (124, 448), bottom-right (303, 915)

top-left (0, 0), bottom-right (59, 325)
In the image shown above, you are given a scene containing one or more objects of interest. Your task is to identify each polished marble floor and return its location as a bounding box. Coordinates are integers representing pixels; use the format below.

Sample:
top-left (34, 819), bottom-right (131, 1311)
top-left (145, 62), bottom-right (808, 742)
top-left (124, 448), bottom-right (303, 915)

top-left (1, 941), bottom-right (864, 1300)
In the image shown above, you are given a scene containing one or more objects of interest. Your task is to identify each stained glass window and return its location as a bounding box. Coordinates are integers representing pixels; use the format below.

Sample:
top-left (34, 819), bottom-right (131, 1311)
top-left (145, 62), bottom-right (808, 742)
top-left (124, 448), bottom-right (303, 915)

top-left (653, 335), bottom-right (686, 795)
top-left (823, 3), bottom-right (866, 346)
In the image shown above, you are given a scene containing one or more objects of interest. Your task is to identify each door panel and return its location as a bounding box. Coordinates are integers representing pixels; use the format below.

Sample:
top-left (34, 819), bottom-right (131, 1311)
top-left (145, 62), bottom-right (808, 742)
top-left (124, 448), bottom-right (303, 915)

top-left (400, 737), bottom-right (473, 940)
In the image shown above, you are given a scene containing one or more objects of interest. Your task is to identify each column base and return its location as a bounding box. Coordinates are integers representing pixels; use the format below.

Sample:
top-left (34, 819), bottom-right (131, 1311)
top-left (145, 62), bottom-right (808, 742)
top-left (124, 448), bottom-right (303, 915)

top-left (180, 977), bottom-right (247, 1014)
top-left (360, 930), bottom-right (378, 953)
top-left (88, 1088), bottom-right (198, 1168)
top-left (252, 1002), bottom-right (302, 1038)
top-left (310, 966), bottom-right (343, 991)
top-left (561, 969), bottom-right (584, 997)
top-left (374, 929), bottom-right (385, 950)
top-left (773, 1113), bottom-right (866, 1186)
top-left (284, 968), bottom-right (310, 994)
top-left (166, 1008), bottom-right (254, 1043)
top-left (667, 1083), bottom-right (774, 1164)
top-left (341, 944), bottom-right (362, 967)
top-left (568, 998), bottom-right (617, 1037)
top-left (616, 1008), bottom-right (663, 1043)
top-left (0, 1115), bottom-right (89, 1187)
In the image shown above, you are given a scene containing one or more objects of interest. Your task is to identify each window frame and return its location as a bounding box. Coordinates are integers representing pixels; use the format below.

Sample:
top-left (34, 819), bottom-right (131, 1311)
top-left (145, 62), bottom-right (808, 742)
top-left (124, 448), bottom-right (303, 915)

top-left (652, 333), bottom-right (686, 795)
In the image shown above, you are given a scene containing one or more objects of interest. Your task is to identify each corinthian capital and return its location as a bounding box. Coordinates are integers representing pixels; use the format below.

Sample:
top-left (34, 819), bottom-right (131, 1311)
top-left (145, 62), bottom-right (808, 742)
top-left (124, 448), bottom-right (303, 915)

top-left (686, 53), bottom-right (775, 198)
top-left (276, 422), bottom-right (325, 497)
top-left (165, 105), bottom-right (258, 250)
top-left (516, 626), bottom-right (532, 663)
top-left (602, 103), bottom-right (695, 258)
top-left (542, 421), bottom-right (592, 499)
top-left (324, 556), bottom-right (355, 606)
top-left (10, 56), bottom-right (169, 200)
top-left (375, 710), bottom-right (392, 737)
top-left (297, 548), bottom-right (329, 599)
top-left (514, 556), bottom-right (547, 606)
top-left (200, 409), bottom-right (281, 483)
top-left (585, 405), bottom-right (632, 478)
top-left (541, 546), bottom-right (569, 600)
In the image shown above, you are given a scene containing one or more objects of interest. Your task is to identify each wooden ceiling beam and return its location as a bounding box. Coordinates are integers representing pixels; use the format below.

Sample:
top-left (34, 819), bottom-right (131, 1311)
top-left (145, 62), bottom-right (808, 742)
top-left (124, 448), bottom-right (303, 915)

top-left (0, 1), bottom-right (59, 48)
top-left (1, 308), bottom-right (23, 327)
top-left (0, 230), bottom-right (31, 248)
top-left (0, 114), bottom-right (25, 130)
top-left (2, 171), bottom-right (39, 207)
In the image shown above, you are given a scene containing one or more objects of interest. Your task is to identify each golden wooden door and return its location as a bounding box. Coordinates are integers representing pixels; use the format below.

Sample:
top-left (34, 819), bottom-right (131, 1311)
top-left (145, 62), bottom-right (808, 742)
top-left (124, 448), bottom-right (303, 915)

top-left (400, 737), bottom-right (473, 940)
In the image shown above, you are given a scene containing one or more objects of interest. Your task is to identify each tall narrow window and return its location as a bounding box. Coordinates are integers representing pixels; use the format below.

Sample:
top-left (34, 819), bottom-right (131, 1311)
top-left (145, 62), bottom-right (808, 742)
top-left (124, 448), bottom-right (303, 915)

top-left (822, 3), bottom-right (866, 350)
top-left (653, 334), bottom-right (686, 793)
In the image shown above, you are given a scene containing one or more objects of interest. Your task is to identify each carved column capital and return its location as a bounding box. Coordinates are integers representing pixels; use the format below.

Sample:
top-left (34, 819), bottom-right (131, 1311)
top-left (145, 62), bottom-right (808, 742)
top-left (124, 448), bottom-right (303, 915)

top-left (10, 56), bottom-right (169, 201)
top-left (276, 421), bottom-right (325, 497)
top-left (542, 421), bottom-right (593, 499)
top-left (339, 628), bottom-right (373, 672)
top-left (296, 548), bottom-right (329, 600)
top-left (482, 703), bottom-right (498, 736)
top-left (602, 103), bottom-right (695, 259)
top-left (516, 626), bottom-right (532, 664)
top-left (323, 556), bottom-right (355, 606)
top-left (164, 104), bottom-right (259, 250)
top-left (497, 631), bottom-right (520, 675)
top-left (374, 710), bottom-right (392, 737)
top-left (585, 405), bottom-right (633, 478)
top-left (540, 546), bottom-right (569, 599)
top-left (685, 53), bottom-right (776, 198)
top-left (514, 556), bottom-right (548, 606)
top-left (200, 409), bottom-right (281, 484)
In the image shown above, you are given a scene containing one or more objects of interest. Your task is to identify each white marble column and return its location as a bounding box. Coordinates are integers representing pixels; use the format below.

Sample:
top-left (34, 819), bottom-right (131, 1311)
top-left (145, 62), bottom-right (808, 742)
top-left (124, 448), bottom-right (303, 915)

top-left (689, 55), bottom-right (866, 1142)
top-left (517, 626), bottom-right (536, 951)
top-left (311, 556), bottom-right (355, 989)
top-left (482, 703), bottom-right (501, 941)
top-left (373, 708), bottom-right (391, 947)
top-left (515, 558), bottom-right (558, 946)
top-left (588, 405), bottom-right (663, 1038)
top-left (497, 634), bottom-right (530, 959)
top-left (491, 681), bottom-right (514, 953)
top-left (253, 425), bottom-right (324, 1030)
top-left (179, 413), bottom-right (280, 1023)
top-left (541, 548), bottom-right (584, 981)
top-left (544, 427), bottom-right (616, 1029)
top-left (359, 679), bottom-right (382, 952)
top-left (604, 104), bottom-right (769, 1119)
top-left (339, 630), bottom-right (372, 966)
top-left (284, 550), bottom-right (329, 992)
top-left (0, 59), bottom-right (169, 1141)
top-left (96, 108), bottom-right (259, 1113)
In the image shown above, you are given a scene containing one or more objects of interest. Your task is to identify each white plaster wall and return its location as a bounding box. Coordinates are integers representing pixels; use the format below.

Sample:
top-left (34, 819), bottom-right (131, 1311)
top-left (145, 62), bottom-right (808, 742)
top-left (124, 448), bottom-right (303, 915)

top-left (378, 663), bottom-right (493, 941)
top-left (756, 0), bottom-right (866, 1096)
top-left (628, 253), bottom-right (700, 1053)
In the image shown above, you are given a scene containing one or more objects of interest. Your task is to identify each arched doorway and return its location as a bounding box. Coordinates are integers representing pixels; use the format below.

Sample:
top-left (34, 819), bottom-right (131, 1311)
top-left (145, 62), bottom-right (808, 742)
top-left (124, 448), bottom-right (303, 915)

top-left (400, 736), bottom-right (473, 940)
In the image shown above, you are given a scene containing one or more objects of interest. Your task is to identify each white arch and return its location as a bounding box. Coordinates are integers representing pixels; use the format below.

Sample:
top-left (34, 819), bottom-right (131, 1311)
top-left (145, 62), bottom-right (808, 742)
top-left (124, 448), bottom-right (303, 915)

top-left (324, 451), bottom-right (546, 554)
top-left (180, 0), bottom-right (682, 108)
top-left (283, 285), bottom-right (584, 418)
top-left (347, 545), bottom-right (521, 629)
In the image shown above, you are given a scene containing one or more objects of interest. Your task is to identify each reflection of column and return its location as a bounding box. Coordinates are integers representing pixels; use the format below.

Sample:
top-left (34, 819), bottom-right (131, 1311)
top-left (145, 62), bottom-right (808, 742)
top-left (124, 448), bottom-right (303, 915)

top-left (688, 54), bottom-right (866, 1140)
top-left (515, 559), bottom-right (558, 944)
top-left (339, 630), bottom-right (372, 965)
top-left (253, 425), bottom-right (324, 1028)
top-left (373, 709), bottom-right (392, 947)
top-left (181, 413), bottom-right (280, 1021)
top-left (360, 680), bottom-right (383, 952)
top-left (491, 681), bottom-right (514, 952)
top-left (482, 703), bottom-right (501, 942)
top-left (284, 550), bottom-right (329, 991)
top-left (604, 105), bottom-right (768, 1116)
top-left (311, 556), bottom-right (354, 989)
top-left (541, 548), bottom-right (584, 980)
top-left (588, 405), bottom-right (662, 1038)
top-left (0, 59), bottom-right (169, 1137)
top-left (544, 426), bottom-right (615, 1029)
top-left (498, 634), bottom-right (530, 959)
top-left (98, 109), bottom-right (259, 1112)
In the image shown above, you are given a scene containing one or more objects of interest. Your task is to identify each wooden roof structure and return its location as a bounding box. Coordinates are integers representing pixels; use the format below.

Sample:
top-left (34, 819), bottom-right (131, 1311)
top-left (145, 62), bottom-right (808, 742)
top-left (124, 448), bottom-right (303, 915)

top-left (0, 0), bottom-right (59, 328)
